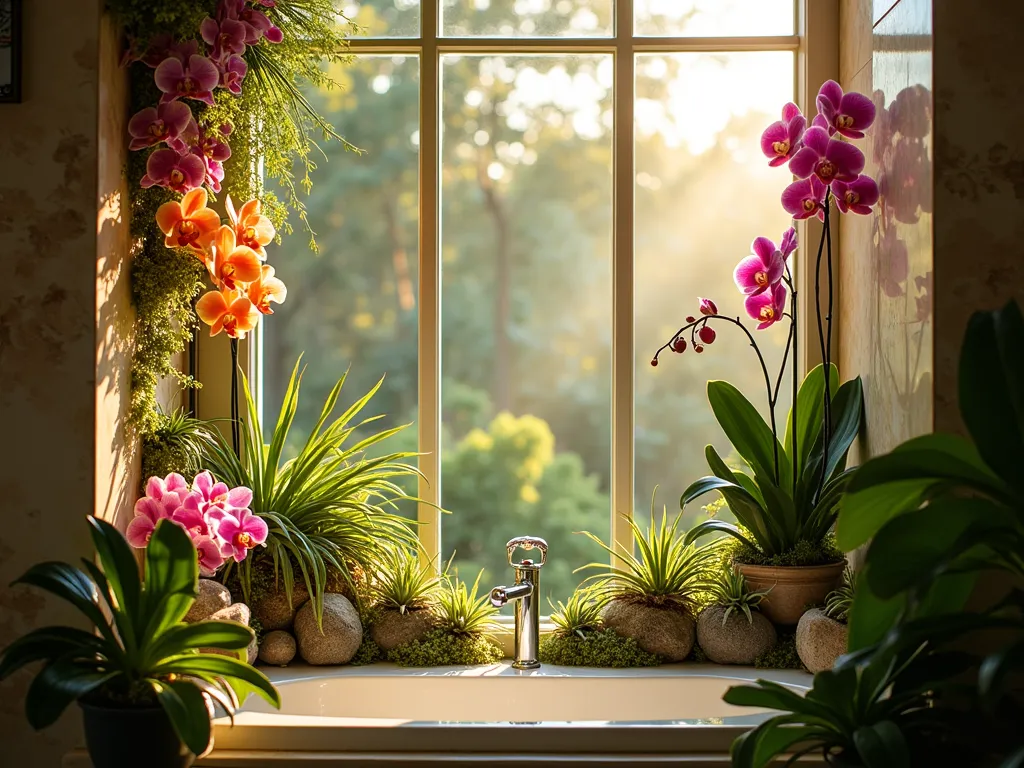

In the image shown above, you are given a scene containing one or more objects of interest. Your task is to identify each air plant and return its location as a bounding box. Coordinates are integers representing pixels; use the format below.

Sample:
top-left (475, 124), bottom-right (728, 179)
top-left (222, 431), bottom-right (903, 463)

top-left (706, 568), bottom-right (772, 626)
top-left (548, 587), bottom-right (608, 640)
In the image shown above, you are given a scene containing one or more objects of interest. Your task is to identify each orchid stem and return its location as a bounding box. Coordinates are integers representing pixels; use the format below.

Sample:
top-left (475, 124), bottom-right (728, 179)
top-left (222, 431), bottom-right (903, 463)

top-left (814, 193), bottom-right (834, 503)
top-left (230, 338), bottom-right (240, 458)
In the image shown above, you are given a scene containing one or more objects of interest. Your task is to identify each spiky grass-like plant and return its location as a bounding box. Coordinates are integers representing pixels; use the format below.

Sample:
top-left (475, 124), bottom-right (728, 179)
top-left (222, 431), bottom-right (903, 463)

top-left (141, 408), bottom-right (218, 482)
top-left (371, 547), bottom-right (441, 615)
top-left (434, 569), bottom-right (501, 638)
top-left (549, 587), bottom-right (608, 640)
top-left (576, 498), bottom-right (719, 615)
top-left (823, 565), bottom-right (856, 623)
top-left (706, 568), bottom-right (772, 626)
top-left (202, 359), bottom-right (423, 625)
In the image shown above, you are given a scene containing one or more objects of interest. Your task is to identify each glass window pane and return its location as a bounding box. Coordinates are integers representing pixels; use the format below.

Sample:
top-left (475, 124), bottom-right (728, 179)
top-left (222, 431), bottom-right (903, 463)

top-left (341, 1), bottom-right (420, 38)
top-left (442, 0), bottom-right (613, 38)
top-left (635, 0), bottom-right (795, 37)
top-left (440, 54), bottom-right (613, 610)
top-left (633, 52), bottom-right (795, 531)
top-left (263, 56), bottom-right (420, 517)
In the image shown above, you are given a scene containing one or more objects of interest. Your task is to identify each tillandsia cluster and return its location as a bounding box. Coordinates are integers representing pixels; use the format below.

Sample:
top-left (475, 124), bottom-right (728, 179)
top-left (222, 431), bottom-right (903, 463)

top-left (652, 81), bottom-right (878, 562)
top-left (126, 470), bottom-right (267, 577)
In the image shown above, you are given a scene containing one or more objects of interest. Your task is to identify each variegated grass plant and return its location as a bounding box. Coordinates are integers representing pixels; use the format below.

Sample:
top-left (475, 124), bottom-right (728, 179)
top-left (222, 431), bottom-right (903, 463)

top-left (549, 586), bottom-right (608, 640)
top-left (434, 568), bottom-right (501, 638)
top-left (823, 565), bottom-right (856, 623)
top-left (371, 546), bottom-right (442, 615)
top-left (202, 358), bottom-right (424, 625)
top-left (706, 567), bottom-right (772, 626)
top-left (576, 496), bottom-right (719, 616)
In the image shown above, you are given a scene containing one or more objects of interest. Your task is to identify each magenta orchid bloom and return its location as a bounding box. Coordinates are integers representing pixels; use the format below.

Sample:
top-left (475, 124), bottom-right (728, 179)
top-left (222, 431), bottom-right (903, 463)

top-left (232, 1), bottom-right (284, 45)
top-left (760, 102), bottom-right (806, 167)
top-left (201, 16), bottom-right (247, 61)
top-left (192, 469), bottom-right (253, 510)
top-left (195, 536), bottom-right (226, 577)
top-left (779, 226), bottom-right (798, 257)
top-left (216, 508), bottom-right (269, 562)
top-left (219, 55), bottom-right (248, 95)
top-left (734, 236), bottom-right (786, 297)
top-left (171, 494), bottom-right (212, 539)
top-left (698, 297), bottom-right (718, 316)
top-left (126, 473), bottom-right (190, 547)
top-left (155, 54), bottom-right (220, 106)
top-left (745, 282), bottom-right (787, 330)
top-left (832, 175), bottom-right (880, 215)
top-left (128, 102), bottom-right (192, 152)
top-left (788, 126), bottom-right (865, 184)
top-left (816, 80), bottom-right (876, 140)
top-left (140, 149), bottom-right (206, 193)
top-left (782, 176), bottom-right (828, 221)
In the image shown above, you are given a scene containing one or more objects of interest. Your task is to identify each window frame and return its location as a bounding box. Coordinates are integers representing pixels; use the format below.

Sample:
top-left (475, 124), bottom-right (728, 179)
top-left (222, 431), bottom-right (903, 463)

top-left (196, 0), bottom-right (838, 643)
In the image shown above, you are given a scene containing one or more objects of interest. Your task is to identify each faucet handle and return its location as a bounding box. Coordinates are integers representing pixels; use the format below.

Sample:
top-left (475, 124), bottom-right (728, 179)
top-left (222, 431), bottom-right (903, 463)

top-left (506, 536), bottom-right (548, 568)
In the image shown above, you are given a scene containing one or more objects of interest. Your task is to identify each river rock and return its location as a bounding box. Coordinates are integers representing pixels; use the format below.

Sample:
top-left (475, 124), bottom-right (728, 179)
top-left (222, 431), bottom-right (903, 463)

top-left (370, 609), bottom-right (434, 651)
top-left (603, 600), bottom-right (695, 662)
top-left (294, 593), bottom-right (363, 665)
top-left (696, 605), bottom-right (777, 665)
top-left (796, 608), bottom-right (848, 673)
top-left (258, 631), bottom-right (297, 666)
top-left (252, 584), bottom-right (310, 632)
top-left (185, 579), bottom-right (232, 623)
top-left (201, 602), bottom-right (256, 663)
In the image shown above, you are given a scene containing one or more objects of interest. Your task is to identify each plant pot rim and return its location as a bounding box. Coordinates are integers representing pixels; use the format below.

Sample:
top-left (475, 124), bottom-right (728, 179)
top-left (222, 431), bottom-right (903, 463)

top-left (735, 559), bottom-right (846, 575)
top-left (79, 699), bottom-right (164, 714)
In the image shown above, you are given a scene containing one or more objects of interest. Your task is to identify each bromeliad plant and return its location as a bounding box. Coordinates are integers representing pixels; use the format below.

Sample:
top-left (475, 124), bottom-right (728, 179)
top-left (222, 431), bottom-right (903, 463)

top-left (201, 358), bottom-right (422, 625)
top-left (0, 518), bottom-right (279, 757)
top-left (652, 81), bottom-right (878, 564)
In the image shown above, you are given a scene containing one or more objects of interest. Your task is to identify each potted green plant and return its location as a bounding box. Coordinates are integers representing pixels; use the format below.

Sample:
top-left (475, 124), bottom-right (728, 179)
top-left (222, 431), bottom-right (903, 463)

top-left (795, 565), bottom-right (853, 673)
top-left (0, 517), bottom-right (279, 768)
top-left (368, 546), bottom-right (442, 651)
top-left (202, 359), bottom-right (424, 634)
top-left (697, 568), bottom-right (775, 665)
top-left (577, 502), bottom-right (718, 661)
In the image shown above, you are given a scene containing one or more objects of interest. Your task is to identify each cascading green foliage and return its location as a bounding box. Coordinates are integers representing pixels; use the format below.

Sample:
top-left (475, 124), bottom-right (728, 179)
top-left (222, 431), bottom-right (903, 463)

top-left (682, 364), bottom-right (863, 562)
top-left (141, 407), bottom-right (219, 483)
top-left (0, 518), bottom-right (279, 756)
top-left (201, 359), bottom-right (422, 624)
top-left (548, 586), bottom-right (608, 640)
top-left (576, 500), bottom-right (718, 615)
top-left (823, 565), bottom-right (855, 624)
top-left (433, 568), bottom-right (501, 638)
top-left (705, 567), bottom-right (771, 626)
top-left (106, 0), bottom-right (354, 444)
top-left (370, 546), bottom-right (442, 615)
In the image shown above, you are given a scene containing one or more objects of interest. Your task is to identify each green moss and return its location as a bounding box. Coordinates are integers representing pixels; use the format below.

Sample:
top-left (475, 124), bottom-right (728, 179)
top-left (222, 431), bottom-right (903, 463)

top-left (351, 629), bottom-right (384, 666)
top-left (730, 535), bottom-right (844, 568)
top-left (386, 629), bottom-right (503, 667)
top-left (754, 632), bottom-right (805, 671)
top-left (538, 629), bottom-right (662, 668)
top-left (688, 641), bottom-right (708, 664)
top-left (249, 616), bottom-right (265, 647)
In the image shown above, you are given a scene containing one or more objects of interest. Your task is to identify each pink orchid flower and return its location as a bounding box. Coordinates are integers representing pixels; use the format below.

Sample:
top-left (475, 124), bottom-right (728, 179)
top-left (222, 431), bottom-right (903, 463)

top-left (155, 54), bottom-right (220, 106)
top-left (219, 55), bottom-right (248, 95)
top-left (759, 102), bottom-right (806, 167)
top-left (192, 470), bottom-right (253, 510)
top-left (832, 175), bottom-right (880, 215)
top-left (126, 473), bottom-right (190, 547)
top-left (232, 1), bottom-right (284, 44)
top-left (140, 149), bottom-right (206, 193)
top-left (744, 282), bottom-right (787, 330)
top-left (216, 508), bottom-right (269, 562)
top-left (788, 126), bottom-right (865, 184)
top-left (200, 16), bottom-right (247, 61)
top-left (782, 176), bottom-right (828, 221)
top-left (195, 535), bottom-right (227, 577)
top-left (734, 236), bottom-right (786, 296)
top-left (128, 102), bottom-right (192, 152)
top-left (816, 80), bottom-right (876, 139)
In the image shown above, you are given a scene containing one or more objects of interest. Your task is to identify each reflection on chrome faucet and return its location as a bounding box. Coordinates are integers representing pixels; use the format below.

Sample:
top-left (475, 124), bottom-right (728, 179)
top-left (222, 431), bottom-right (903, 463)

top-left (490, 536), bottom-right (547, 670)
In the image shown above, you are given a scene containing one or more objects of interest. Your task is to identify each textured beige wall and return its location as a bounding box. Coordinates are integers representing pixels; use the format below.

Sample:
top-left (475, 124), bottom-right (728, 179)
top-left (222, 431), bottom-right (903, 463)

top-left (0, 3), bottom-right (133, 766)
top-left (838, 0), bottom-right (933, 457)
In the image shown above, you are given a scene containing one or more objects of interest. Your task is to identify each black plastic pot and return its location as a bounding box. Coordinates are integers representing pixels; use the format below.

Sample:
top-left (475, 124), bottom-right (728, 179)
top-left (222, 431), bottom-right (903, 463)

top-left (80, 702), bottom-right (196, 768)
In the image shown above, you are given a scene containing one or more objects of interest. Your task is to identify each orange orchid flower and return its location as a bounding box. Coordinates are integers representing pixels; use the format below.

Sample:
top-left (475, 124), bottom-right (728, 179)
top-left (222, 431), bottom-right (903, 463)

top-left (247, 265), bottom-right (287, 315)
top-left (207, 225), bottom-right (262, 291)
top-left (155, 188), bottom-right (221, 250)
top-left (226, 195), bottom-right (276, 258)
top-left (195, 289), bottom-right (260, 338)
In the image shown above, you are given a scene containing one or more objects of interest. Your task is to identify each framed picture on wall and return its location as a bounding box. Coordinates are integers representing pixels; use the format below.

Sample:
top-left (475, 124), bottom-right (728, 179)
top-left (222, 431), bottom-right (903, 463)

top-left (0, 0), bottom-right (22, 103)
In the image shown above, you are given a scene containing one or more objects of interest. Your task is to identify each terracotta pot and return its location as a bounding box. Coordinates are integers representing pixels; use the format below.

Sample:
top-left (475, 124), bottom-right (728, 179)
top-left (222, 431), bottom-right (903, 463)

top-left (736, 560), bottom-right (845, 625)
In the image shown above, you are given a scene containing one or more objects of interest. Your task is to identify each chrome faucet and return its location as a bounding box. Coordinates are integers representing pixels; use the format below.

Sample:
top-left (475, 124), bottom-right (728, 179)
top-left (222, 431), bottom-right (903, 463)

top-left (490, 536), bottom-right (547, 670)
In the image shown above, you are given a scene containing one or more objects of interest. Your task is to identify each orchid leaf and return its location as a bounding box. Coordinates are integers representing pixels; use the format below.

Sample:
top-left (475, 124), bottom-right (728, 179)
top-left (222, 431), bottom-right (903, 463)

top-left (784, 362), bottom-right (837, 476)
top-left (707, 380), bottom-right (791, 490)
